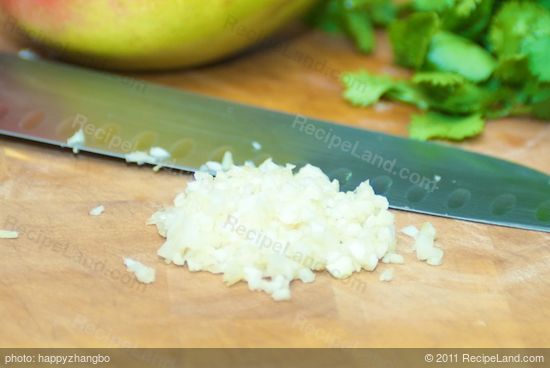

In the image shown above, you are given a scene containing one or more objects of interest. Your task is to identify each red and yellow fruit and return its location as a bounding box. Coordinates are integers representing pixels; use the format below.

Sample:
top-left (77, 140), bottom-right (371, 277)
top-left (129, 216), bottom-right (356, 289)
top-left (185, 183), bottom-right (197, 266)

top-left (0, 0), bottom-right (316, 70)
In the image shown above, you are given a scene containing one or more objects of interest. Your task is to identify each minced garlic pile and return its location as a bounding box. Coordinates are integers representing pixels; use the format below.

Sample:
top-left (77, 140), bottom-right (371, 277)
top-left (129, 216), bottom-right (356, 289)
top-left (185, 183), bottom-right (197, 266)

top-left (148, 156), bottom-right (419, 301)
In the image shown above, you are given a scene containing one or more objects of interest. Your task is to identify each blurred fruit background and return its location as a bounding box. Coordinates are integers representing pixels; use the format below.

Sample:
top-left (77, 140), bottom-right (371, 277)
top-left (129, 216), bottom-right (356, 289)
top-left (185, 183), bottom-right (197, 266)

top-left (0, 0), bottom-right (317, 70)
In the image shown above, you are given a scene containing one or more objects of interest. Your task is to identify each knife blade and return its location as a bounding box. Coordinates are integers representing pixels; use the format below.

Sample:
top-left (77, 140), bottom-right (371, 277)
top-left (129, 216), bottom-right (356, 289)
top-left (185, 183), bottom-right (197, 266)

top-left (0, 53), bottom-right (549, 232)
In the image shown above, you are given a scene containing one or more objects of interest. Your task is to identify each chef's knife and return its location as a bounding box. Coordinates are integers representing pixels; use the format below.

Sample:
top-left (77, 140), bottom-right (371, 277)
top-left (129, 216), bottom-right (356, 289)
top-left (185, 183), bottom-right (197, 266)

top-left (0, 53), bottom-right (549, 232)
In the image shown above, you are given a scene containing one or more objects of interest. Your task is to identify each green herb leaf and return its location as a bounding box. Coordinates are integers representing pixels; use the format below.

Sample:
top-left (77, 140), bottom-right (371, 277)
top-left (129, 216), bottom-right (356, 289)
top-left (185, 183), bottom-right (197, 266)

top-left (412, 71), bottom-right (485, 114)
top-left (307, 0), bottom-right (345, 33)
top-left (523, 37), bottom-right (550, 82)
top-left (441, 0), bottom-right (494, 40)
top-left (493, 55), bottom-right (530, 85)
top-left (315, 0), bottom-right (549, 139)
top-left (427, 83), bottom-right (485, 114)
top-left (389, 12), bottom-right (439, 69)
top-left (341, 71), bottom-right (395, 106)
top-left (369, 0), bottom-right (397, 26)
top-left (489, 1), bottom-right (550, 58)
top-left (413, 0), bottom-right (449, 13)
top-left (479, 80), bottom-right (520, 119)
top-left (526, 85), bottom-right (550, 119)
top-left (412, 71), bottom-right (466, 87)
top-left (342, 10), bottom-right (375, 53)
top-left (409, 112), bottom-right (485, 140)
top-left (385, 81), bottom-right (430, 109)
top-left (426, 31), bottom-right (496, 82)
top-left (532, 97), bottom-right (550, 120)
top-left (454, 0), bottom-right (482, 17)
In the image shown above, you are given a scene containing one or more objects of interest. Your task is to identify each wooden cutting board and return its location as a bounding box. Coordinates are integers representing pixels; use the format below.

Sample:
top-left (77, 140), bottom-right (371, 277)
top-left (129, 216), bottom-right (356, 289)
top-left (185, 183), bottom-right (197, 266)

top-left (1, 25), bottom-right (549, 348)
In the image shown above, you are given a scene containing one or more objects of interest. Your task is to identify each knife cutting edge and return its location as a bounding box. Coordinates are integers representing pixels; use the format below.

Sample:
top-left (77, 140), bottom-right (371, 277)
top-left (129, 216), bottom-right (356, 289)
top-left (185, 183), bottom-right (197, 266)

top-left (0, 53), bottom-right (549, 232)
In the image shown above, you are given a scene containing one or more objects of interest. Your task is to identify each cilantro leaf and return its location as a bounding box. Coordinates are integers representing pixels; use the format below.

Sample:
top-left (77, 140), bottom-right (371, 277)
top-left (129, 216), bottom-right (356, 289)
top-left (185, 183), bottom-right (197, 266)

top-left (385, 81), bottom-right (430, 109)
top-left (489, 1), bottom-right (550, 58)
top-left (342, 10), bottom-right (375, 53)
top-left (307, 0), bottom-right (345, 33)
top-left (532, 96), bottom-right (550, 120)
top-left (412, 71), bottom-right (484, 114)
top-left (441, 0), bottom-right (494, 40)
top-left (341, 71), bottom-right (395, 106)
top-left (479, 80), bottom-right (521, 119)
top-left (369, 0), bottom-right (397, 26)
top-left (413, 0), bottom-right (450, 13)
top-left (389, 12), bottom-right (439, 69)
top-left (412, 71), bottom-right (466, 87)
top-left (493, 55), bottom-right (530, 85)
top-left (489, 1), bottom-right (550, 82)
top-left (525, 85), bottom-right (550, 119)
top-left (339, 0), bottom-right (369, 7)
top-left (409, 112), bottom-right (485, 140)
top-left (425, 82), bottom-right (485, 114)
top-left (426, 31), bottom-right (496, 82)
top-left (523, 37), bottom-right (550, 82)
top-left (308, 0), bottom-right (397, 34)
top-left (341, 71), bottom-right (431, 109)
top-left (317, 0), bottom-right (549, 136)
top-left (454, 0), bottom-right (482, 17)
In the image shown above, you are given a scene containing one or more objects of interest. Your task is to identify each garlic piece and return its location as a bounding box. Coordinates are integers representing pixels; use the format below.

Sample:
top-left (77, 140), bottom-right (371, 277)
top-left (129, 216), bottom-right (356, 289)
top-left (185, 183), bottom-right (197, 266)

top-left (89, 205), bottom-right (105, 216)
top-left (123, 257), bottom-right (155, 284)
top-left (400, 225), bottom-right (419, 238)
top-left (414, 222), bottom-right (444, 266)
top-left (0, 230), bottom-right (19, 239)
top-left (379, 268), bottom-right (394, 282)
top-left (67, 129), bottom-right (85, 154)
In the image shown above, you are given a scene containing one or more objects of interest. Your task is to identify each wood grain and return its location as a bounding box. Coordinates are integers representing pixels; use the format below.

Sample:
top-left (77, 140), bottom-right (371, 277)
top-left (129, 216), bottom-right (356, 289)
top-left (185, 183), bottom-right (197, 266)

top-left (0, 22), bottom-right (549, 348)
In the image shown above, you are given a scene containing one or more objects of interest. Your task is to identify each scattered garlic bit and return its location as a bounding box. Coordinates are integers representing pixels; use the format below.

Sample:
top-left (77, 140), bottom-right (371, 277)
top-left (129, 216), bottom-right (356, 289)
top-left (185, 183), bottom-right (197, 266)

top-left (199, 151), bottom-right (235, 174)
top-left (125, 151), bottom-right (153, 165)
top-left (125, 147), bottom-right (171, 168)
top-left (382, 253), bottom-right (404, 264)
top-left (476, 320), bottom-right (487, 327)
top-left (379, 268), bottom-right (394, 282)
top-left (150, 158), bottom-right (396, 301)
top-left (251, 141), bottom-right (262, 151)
top-left (0, 230), bottom-right (19, 239)
top-left (123, 257), bottom-right (155, 284)
top-left (149, 147), bottom-right (171, 162)
top-left (67, 129), bottom-right (85, 154)
top-left (221, 151), bottom-right (234, 171)
top-left (414, 222), bottom-right (444, 266)
top-left (89, 205), bottom-right (105, 216)
top-left (198, 161), bottom-right (222, 173)
top-left (400, 225), bottom-right (419, 239)
top-left (434, 175), bottom-right (442, 182)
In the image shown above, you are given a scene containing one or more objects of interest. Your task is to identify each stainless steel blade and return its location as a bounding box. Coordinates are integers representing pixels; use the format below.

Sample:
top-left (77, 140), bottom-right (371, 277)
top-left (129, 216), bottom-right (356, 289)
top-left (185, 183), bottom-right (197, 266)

top-left (0, 53), bottom-right (549, 232)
